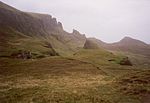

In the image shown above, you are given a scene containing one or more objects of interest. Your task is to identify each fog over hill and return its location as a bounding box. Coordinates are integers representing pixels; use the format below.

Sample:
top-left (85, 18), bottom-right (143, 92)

top-left (88, 37), bottom-right (150, 57)
top-left (0, 1), bottom-right (86, 57)
top-left (1, 0), bottom-right (150, 44)
top-left (0, 2), bottom-right (150, 103)
top-left (0, 1), bottom-right (150, 58)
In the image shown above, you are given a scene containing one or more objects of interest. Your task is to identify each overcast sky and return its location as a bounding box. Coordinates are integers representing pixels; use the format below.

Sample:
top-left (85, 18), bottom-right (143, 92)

top-left (1, 0), bottom-right (150, 43)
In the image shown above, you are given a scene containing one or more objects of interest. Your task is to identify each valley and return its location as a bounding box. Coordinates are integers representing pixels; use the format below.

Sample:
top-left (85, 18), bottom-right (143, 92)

top-left (0, 1), bottom-right (150, 103)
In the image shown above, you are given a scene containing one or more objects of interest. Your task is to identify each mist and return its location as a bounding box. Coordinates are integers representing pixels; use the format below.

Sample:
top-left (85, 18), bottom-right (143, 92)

top-left (1, 0), bottom-right (150, 43)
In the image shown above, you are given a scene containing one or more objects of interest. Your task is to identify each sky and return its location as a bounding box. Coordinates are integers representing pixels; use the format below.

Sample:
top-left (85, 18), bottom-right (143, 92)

top-left (1, 0), bottom-right (150, 43)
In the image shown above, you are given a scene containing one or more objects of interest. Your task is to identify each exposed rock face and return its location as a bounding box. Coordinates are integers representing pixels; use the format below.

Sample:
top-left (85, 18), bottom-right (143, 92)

top-left (11, 50), bottom-right (32, 59)
top-left (72, 29), bottom-right (80, 35)
top-left (11, 49), bottom-right (59, 59)
top-left (0, 1), bottom-right (87, 57)
top-left (84, 39), bottom-right (100, 49)
top-left (119, 57), bottom-right (133, 66)
top-left (57, 22), bottom-right (63, 30)
top-left (0, 1), bottom-right (64, 37)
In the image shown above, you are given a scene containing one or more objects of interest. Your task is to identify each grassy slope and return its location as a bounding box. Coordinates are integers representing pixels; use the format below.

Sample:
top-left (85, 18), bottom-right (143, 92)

top-left (0, 57), bottom-right (144, 103)
top-left (0, 33), bottom-right (56, 57)
top-left (0, 1), bottom-right (86, 57)
top-left (111, 51), bottom-right (150, 69)
top-left (88, 37), bottom-right (150, 58)
top-left (0, 48), bottom-right (149, 103)
top-left (0, 2), bottom-right (150, 103)
top-left (70, 49), bottom-right (132, 76)
top-left (0, 25), bottom-right (75, 57)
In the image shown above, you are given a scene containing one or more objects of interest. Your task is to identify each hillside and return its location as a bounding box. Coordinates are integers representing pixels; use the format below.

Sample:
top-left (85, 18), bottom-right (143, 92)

top-left (88, 37), bottom-right (150, 57)
top-left (1, 1), bottom-right (150, 58)
top-left (0, 1), bottom-right (150, 103)
top-left (0, 1), bottom-right (86, 57)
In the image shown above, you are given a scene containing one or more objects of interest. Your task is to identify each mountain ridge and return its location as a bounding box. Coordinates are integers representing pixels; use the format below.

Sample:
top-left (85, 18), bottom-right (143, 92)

top-left (0, 1), bottom-right (87, 57)
top-left (0, 1), bottom-right (150, 58)
top-left (88, 36), bottom-right (150, 57)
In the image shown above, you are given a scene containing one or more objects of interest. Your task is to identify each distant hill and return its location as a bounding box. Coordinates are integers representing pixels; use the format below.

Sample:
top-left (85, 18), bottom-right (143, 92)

top-left (89, 37), bottom-right (150, 57)
top-left (0, 1), bottom-right (86, 57)
top-left (0, 1), bottom-right (150, 58)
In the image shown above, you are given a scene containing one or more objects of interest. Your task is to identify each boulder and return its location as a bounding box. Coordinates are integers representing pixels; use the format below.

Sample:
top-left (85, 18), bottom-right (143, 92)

top-left (11, 50), bottom-right (32, 59)
top-left (119, 57), bottom-right (133, 66)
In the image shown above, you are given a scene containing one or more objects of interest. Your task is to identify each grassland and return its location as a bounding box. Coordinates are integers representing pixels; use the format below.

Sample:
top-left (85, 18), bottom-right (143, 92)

top-left (0, 50), bottom-right (149, 103)
top-left (0, 2), bottom-right (149, 102)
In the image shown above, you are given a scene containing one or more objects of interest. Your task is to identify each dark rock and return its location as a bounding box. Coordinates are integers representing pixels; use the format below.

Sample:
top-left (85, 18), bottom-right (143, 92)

top-left (108, 59), bottom-right (115, 61)
top-left (57, 22), bottom-right (63, 29)
top-left (11, 50), bottom-right (32, 59)
top-left (51, 18), bottom-right (57, 25)
top-left (36, 55), bottom-right (46, 59)
top-left (44, 42), bottom-right (53, 48)
top-left (72, 29), bottom-right (80, 35)
top-left (73, 53), bottom-right (77, 55)
top-left (119, 57), bottom-right (133, 66)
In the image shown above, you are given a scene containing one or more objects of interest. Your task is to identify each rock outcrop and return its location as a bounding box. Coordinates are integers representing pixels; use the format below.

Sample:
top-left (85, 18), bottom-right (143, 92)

top-left (0, 1), bottom-right (87, 57)
top-left (119, 57), bottom-right (133, 66)
top-left (11, 50), bottom-right (32, 59)
top-left (84, 39), bottom-right (100, 49)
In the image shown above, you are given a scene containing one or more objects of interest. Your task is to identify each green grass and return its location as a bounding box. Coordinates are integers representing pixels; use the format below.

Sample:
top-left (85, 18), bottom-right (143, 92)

top-left (0, 26), bottom-right (76, 57)
top-left (0, 41), bottom-right (150, 103)
top-left (71, 49), bottom-right (121, 65)
top-left (0, 55), bottom-right (149, 103)
top-left (1, 2), bottom-right (150, 102)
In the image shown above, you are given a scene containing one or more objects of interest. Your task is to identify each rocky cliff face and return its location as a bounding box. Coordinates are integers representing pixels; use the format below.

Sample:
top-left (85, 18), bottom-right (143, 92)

top-left (0, 1), bottom-right (86, 57)
top-left (0, 6), bottom-right (63, 37)
top-left (1, 1), bottom-right (149, 58)
top-left (84, 39), bottom-right (100, 49)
